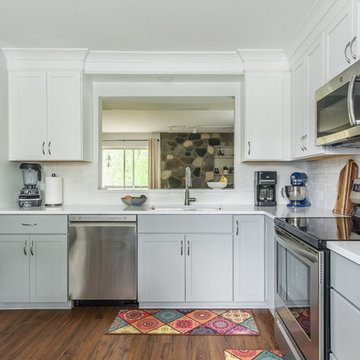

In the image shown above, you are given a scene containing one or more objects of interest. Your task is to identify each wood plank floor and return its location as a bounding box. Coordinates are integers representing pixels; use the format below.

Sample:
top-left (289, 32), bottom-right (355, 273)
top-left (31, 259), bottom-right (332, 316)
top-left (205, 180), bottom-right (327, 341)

top-left (0, 307), bottom-right (277, 360)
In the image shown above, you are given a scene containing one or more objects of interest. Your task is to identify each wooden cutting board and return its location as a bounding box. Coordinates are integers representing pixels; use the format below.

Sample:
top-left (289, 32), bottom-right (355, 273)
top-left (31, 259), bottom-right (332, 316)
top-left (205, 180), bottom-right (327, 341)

top-left (333, 159), bottom-right (359, 216)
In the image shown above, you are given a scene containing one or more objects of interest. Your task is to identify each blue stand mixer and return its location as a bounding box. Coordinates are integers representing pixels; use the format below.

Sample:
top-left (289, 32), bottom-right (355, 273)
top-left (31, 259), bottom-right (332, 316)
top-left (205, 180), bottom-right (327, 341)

top-left (282, 172), bottom-right (311, 207)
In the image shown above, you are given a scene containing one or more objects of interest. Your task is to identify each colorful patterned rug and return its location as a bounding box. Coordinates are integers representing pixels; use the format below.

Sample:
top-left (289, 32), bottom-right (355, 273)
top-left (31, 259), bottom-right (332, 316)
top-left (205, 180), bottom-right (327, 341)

top-left (107, 309), bottom-right (260, 335)
top-left (224, 350), bottom-right (283, 359)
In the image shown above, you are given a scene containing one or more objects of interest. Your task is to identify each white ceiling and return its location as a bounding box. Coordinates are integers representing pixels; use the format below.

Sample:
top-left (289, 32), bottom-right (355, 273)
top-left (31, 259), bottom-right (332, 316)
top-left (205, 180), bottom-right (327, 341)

top-left (0, 0), bottom-right (318, 51)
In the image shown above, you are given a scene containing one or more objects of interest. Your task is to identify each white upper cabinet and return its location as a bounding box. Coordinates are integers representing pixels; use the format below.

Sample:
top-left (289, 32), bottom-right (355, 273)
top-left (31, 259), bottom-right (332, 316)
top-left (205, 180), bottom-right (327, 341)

top-left (325, 2), bottom-right (354, 80)
top-left (292, 37), bottom-right (325, 159)
top-left (307, 38), bottom-right (325, 156)
top-left (9, 71), bottom-right (88, 161)
top-left (243, 71), bottom-right (289, 161)
top-left (4, 48), bottom-right (90, 162)
top-left (291, 59), bottom-right (307, 159)
top-left (47, 72), bottom-right (83, 160)
top-left (9, 72), bottom-right (47, 160)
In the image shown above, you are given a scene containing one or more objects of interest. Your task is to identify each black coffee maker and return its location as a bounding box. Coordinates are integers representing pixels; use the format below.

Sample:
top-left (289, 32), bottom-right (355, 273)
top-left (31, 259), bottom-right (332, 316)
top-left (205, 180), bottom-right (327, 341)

top-left (254, 171), bottom-right (277, 206)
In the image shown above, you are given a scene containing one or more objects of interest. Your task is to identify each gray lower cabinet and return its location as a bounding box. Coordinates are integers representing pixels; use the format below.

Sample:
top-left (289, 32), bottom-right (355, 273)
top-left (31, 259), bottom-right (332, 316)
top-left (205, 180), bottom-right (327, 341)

top-left (0, 215), bottom-right (68, 304)
top-left (138, 234), bottom-right (186, 302)
top-left (330, 252), bottom-right (360, 359)
top-left (138, 233), bottom-right (233, 302)
top-left (233, 215), bottom-right (265, 302)
top-left (138, 215), bottom-right (233, 303)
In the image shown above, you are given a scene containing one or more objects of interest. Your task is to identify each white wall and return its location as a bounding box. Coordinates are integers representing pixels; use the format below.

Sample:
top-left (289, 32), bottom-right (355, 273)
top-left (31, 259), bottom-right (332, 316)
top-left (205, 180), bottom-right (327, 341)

top-left (0, 51), bottom-right (21, 207)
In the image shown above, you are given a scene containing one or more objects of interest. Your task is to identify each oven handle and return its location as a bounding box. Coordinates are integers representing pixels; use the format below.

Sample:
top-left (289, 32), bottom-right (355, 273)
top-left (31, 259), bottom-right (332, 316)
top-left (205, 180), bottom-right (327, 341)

top-left (275, 228), bottom-right (319, 264)
top-left (347, 75), bottom-right (360, 126)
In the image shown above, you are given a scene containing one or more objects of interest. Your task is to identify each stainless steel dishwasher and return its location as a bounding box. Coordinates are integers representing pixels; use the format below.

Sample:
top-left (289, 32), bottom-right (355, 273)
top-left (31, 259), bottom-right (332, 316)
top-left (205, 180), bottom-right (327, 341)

top-left (69, 215), bottom-right (137, 301)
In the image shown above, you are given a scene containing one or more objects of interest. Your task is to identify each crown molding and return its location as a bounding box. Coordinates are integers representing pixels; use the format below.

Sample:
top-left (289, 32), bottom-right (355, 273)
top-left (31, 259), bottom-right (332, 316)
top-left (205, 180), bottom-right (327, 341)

top-left (1, 48), bottom-right (88, 71)
top-left (85, 51), bottom-right (244, 75)
top-left (1, 48), bottom-right (291, 74)
top-left (237, 49), bottom-right (289, 71)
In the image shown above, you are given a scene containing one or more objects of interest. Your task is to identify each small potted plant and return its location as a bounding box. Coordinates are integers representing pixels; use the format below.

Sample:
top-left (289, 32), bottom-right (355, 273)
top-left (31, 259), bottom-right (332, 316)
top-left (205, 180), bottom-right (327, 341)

top-left (223, 166), bottom-right (229, 175)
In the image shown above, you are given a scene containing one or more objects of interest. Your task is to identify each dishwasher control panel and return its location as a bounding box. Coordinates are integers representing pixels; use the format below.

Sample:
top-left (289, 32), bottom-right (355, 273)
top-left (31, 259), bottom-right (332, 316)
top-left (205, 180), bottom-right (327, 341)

top-left (69, 214), bottom-right (137, 222)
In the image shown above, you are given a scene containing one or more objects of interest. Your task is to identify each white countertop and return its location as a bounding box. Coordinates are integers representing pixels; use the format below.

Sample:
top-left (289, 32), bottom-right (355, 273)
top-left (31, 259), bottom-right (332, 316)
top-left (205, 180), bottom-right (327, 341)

top-left (0, 203), bottom-right (337, 219)
top-left (327, 242), bottom-right (360, 266)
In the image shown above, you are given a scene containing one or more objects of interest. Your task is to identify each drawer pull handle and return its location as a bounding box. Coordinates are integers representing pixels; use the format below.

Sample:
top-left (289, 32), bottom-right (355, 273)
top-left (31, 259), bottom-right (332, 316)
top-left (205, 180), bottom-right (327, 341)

top-left (180, 240), bottom-right (183, 256)
top-left (42, 141), bottom-right (45, 156)
top-left (187, 240), bottom-right (190, 256)
top-left (236, 220), bottom-right (239, 236)
top-left (21, 223), bottom-right (38, 226)
top-left (30, 240), bottom-right (34, 256)
top-left (48, 141), bottom-right (52, 156)
top-left (23, 240), bottom-right (27, 256)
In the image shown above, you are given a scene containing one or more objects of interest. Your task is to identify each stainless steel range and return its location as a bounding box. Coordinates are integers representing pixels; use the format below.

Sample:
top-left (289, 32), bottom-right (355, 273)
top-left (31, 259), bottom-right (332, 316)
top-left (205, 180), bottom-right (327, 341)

top-left (274, 225), bottom-right (325, 360)
top-left (274, 215), bottom-right (360, 359)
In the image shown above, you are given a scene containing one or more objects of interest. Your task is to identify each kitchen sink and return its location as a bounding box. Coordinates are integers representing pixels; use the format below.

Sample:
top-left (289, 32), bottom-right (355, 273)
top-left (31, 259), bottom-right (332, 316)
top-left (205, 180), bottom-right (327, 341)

top-left (152, 206), bottom-right (221, 211)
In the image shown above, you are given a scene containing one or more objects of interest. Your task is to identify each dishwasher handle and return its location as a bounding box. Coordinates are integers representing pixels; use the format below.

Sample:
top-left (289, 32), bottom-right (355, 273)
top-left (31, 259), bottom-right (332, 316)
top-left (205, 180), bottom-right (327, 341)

top-left (69, 222), bottom-right (137, 228)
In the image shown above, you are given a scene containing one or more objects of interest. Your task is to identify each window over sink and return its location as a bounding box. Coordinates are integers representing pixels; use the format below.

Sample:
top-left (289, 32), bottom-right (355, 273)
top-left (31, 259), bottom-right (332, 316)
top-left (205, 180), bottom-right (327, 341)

top-left (98, 96), bottom-right (235, 190)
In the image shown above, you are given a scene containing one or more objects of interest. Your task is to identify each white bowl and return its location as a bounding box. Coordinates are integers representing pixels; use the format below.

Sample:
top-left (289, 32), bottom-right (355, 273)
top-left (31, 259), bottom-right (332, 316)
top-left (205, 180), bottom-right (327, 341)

top-left (207, 182), bottom-right (227, 189)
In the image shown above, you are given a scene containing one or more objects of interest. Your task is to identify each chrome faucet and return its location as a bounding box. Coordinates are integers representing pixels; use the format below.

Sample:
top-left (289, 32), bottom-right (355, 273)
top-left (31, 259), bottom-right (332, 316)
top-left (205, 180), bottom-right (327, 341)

top-left (185, 167), bottom-right (196, 206)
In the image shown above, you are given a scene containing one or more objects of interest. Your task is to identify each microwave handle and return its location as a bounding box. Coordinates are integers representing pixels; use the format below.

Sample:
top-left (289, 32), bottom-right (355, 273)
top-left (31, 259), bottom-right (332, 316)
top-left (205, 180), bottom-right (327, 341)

top-left (348, 75), bottom-right (360, 126)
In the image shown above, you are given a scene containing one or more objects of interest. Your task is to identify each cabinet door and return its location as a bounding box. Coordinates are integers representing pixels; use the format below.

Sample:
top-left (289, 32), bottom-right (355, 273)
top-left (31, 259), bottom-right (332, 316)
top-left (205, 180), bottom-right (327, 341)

top-left (47, 72), bottom-right (83, 160)
top-left (244, 72), bottom-right (284, 161)
top-left (138, 234), bottom-right (185, 302)
top-left (0, 235), bottom-right (29, 302)
top-left (292, 59), bottom-right (307, 158)
top-left (29, 235), bottom-right (67, 302)
top-left (9, 72), bottom-right (47, 161)
top-left (234, 215), bottom-right (265, 302)
top-left (306, 37), bottom-right (325, 156)
top-left (185, 234), bottom-right (233, 302)
top-left (325, 3), bottom-right (353, 80)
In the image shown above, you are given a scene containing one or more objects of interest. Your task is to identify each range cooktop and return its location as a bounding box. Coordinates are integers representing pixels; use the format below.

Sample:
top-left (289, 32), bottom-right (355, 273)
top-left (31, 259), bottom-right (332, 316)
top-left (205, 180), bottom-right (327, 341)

top-left (274, 216), bottom-right (360, 249)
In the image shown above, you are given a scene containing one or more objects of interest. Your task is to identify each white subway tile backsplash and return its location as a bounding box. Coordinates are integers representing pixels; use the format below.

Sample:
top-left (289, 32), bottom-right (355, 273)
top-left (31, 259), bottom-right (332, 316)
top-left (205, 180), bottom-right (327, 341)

top-left (306, 156), bottom-right (360, 210)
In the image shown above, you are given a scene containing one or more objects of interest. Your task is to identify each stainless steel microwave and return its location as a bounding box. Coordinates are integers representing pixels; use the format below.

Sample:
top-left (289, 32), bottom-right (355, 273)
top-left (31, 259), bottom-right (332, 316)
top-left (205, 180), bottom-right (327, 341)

top-left (316, 60), bottom-right (360, 147)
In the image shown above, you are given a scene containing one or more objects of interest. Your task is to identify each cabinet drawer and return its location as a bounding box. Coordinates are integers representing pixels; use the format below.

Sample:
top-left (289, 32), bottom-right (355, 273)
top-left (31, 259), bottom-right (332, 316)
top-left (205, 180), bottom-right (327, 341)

top-left (0, 215), bottom-right (67, 234)
top-left (331, 289), bottom-right (360, 359)
top-left (138, 215), bottom-right (232, 233)
top-left (331, 252), bottom-right (360, 309)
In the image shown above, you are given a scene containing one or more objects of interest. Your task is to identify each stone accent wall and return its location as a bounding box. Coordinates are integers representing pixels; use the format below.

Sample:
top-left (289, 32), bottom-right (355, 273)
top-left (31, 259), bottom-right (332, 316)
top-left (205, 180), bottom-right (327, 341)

top-left (160, 133), bottom-right (233, 189)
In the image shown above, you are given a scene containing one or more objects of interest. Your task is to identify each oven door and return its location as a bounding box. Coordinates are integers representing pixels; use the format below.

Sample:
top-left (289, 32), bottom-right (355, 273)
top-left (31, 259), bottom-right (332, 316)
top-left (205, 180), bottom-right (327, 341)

top-left (275, 227), bottom-right (324, 360)
top-left (316, 63), bottom-right (360, 146)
